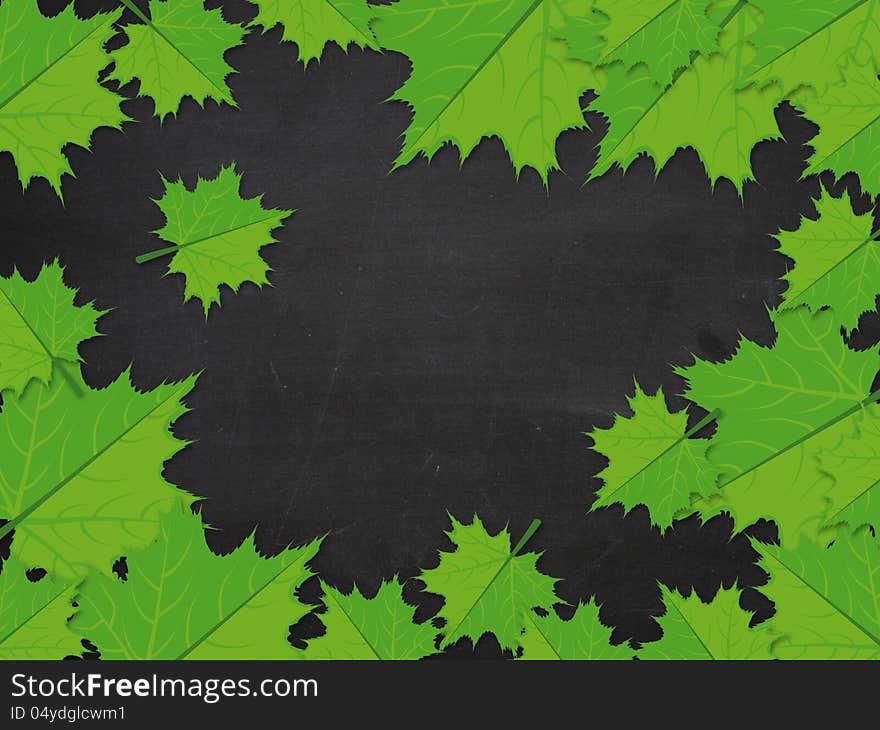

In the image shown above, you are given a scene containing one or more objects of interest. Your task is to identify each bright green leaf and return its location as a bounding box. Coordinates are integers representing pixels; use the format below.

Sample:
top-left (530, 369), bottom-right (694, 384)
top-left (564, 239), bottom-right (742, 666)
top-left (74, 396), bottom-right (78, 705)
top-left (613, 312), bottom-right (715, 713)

top-left (776, 185), bottom-right (879, 331)
top-left (139, 164), bottom-right (292, 317)
top-left (588, 3), bottom-right (782, 194)
top-left (582, 0), bottom-right (722, 86)
top-left (420, 516), bottom-right (558, 652)
top-left (678, 307), bottom-right (878, 542)
top-left (0, 558), bottom-right (81, 660)
top-left (248, 0), bottom-right (377, 65)
top-left (110, 0), bottom-right (246, 120)
top-left (691, 418), bottom-right (845, 545)
top-left (678, 307), bottom-right (876, 482)
top-left (818, 405), bottom-right (880, 531)
top-left (371, 0), bottom-right (600, 183)
top-left (556, 5), bottom-right (607, 64)
top-left (794, 56), bottom-right (880, 199)
top-left (72, 506), bottom-right (321, 660)
top-left (299, 578), bottom-right (437, 659)
top-left (756, 528), bottom-right (880, 659)
top-left (518, 600), bottom-right (632, 660)
top-left (0, 362), bottom-right (197, 578)
top-left (0, 1), bottom-right (126, 196)
top-left (588, 381), bottom-right (719, 530)
top-left (0, 261), bottom-right (103, 397)
top-left (747, 0), bottom-right (880, 95)
top-left (639, 585), bottom-right (774, 659)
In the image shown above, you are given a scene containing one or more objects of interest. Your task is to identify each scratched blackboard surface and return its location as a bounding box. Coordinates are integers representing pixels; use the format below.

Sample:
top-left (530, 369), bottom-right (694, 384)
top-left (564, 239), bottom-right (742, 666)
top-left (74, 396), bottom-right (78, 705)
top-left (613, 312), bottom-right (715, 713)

top-left (4, 0), bottom-right (878, 654)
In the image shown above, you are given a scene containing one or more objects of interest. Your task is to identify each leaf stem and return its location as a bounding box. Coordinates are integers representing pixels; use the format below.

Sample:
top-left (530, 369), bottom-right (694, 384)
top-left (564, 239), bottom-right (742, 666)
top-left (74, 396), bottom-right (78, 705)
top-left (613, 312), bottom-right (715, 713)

top-left (511, 518), bottom-right (542, 556)
top-left (135, 245), bottom-right (179, 264)
top-left (54, 359), bottom-right (83, 398)
top-left (717, 0), bottom-right (748, 30)
top-left (134, 213), bottom-right (291, 264)
top-left (685, 408), bottom-right (721, 440)
top-left (116, 0), bottom-right (151, 25)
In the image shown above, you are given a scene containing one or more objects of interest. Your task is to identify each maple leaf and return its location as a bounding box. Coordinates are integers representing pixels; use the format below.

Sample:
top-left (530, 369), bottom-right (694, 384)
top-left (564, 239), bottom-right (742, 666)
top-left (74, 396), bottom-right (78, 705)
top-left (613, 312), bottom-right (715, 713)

top-left (746, 0), bottom-right (880, 95)
top-left (756, 527), bottom-right (880, 659)
top-left (793, 57), bottom-right (880, 199)
top-left (678, 307), bottom-right (879, 543)
top-left (639, 585), bottom-right (774, 659)
top-left (371, 0), bottom-right (601, 183)
top-left (0, 557), bottom-right (82, 660)
top-left (0, 0), bottom-right (127, 197)
top-left (518, 600), bottom-right (633, 659)
top-left (569, 0), bottom-right (722, 87)
top-left (71, 506), bottom-right (321, 660)
top-left (110, 0), bottom-right (246, 120)
top-left (678, 307), bottom-right (874, 479)
top-left (0, 362), bottom-right (197, 578)
top-left (588, 2), bottom-right (782, 194)
top-left (298, 578), bottom-right (437, 659)
top-left (818, 406), bottom-right (880, 532)
top-left (556, 5), bottom-right (607, 65)
top-left (0, 260), bottom-right (104, 397)
top-left (136, 165), bottom-right (292, 317)
top-left (587, 381), bottom-right (719, 530)
top-left (248, 0), bottom-right (377, 65)
top-left (419, 516), bottom-right (558, 652)
top-left (689, 431), bottom-right (842, 546)
top-left (776, 185), bottom-right (880, 332)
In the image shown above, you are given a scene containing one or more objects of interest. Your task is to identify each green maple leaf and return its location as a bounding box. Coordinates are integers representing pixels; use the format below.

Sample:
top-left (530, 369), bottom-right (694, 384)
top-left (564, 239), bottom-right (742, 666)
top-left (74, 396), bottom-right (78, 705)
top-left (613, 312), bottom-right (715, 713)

top-left (570, 0), bottom-right (722, 87)
top-left (756, 528), bottom-right (880, 659)
top-left (518, 600), bottom-right (633, 659)
top-left (678, 307), bottom-right (879, 542)
top-left (639, 585), bottom-right (774, 660)
top-left (0, 260), bottom-right (104, 397)
top-left (419, 516), bottom-right (558, 652)
top-left (556, 5), bottom-right (607, 64)
top-left (587, 381), bottom-right (719, 530)
top-left (371, 0), bottom-right (601, 183)
top-left (0, 362), bottom-right (197, 578)
top-left (136, 165), bottom-right (292, 317)
top-left (690, 421), bottom-right (845, 545)
top-left (72, 506), bottom-right (321, 660)
top-left (0, 1), bottom-right (127, 197)
top-left (678, 306), bottom-right (875, 480)
top-left (110, 0), bottom-right (246, 120)
top-left (818, 406), bottom-right (880, 531)
top-left (588, 2), bottom-right (782, 194)
top-left (676, 307), bottom-right (878, 483)
top-left (747, 0), bottom-right (880, 95)
top-left (248, 0), bottom-right (377, 65)
top-left (0, 557), bottom-right (82, 660)
top-left (777, 186), bottom-right (880, 332)
top-left (298, 578), bottom-right (437, 659)
top-left (794, 57), bottom-right (880, 198)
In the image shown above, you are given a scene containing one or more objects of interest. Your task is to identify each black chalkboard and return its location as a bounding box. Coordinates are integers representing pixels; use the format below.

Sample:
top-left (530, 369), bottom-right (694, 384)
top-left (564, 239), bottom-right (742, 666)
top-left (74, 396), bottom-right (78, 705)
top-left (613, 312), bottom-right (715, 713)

top-left (4, 0), bottom-right (876, 653)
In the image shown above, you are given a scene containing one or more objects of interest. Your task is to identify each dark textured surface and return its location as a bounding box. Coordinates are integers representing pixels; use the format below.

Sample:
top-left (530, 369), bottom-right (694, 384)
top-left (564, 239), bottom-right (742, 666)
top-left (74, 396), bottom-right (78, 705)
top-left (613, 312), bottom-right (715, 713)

top-left (4, 0), bottom-right (879, 654)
